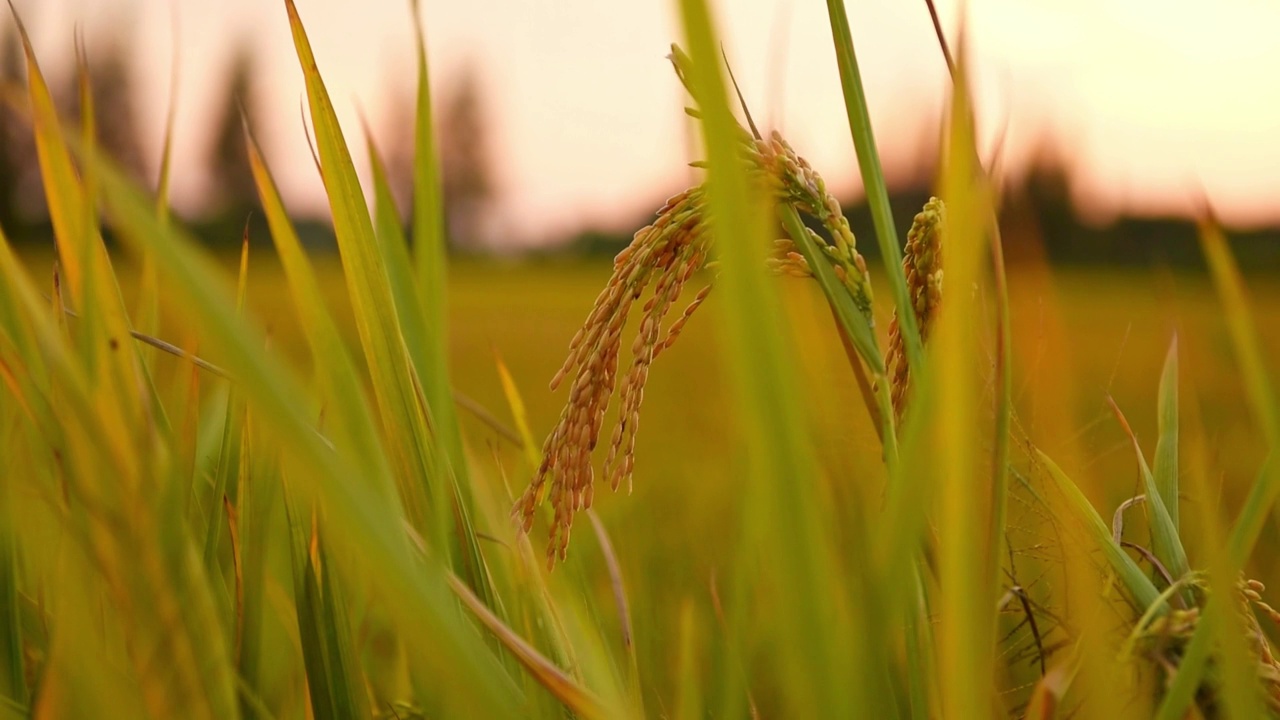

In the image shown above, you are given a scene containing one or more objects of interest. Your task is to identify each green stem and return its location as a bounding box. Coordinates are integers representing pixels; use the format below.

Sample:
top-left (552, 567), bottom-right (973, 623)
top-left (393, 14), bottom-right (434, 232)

top-left (823, 0), bottom-right (925, 378)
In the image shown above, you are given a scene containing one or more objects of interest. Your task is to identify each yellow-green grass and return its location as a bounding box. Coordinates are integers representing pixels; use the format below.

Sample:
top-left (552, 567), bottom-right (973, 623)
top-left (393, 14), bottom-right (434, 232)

top-left (20, 251), bottom-right (1274, 507)
top-left (7, 0), bottom-right (1280, 713)
top-left (17, 246), bottom-right (1280, 703)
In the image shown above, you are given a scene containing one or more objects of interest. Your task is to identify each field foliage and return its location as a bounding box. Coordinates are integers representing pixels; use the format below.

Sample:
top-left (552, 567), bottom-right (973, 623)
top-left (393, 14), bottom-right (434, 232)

top-left (2, 1), bottom-right (1280, 718)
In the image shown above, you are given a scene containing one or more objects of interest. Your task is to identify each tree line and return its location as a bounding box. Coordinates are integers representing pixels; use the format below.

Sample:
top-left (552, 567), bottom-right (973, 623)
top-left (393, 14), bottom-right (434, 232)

top-left (0, 24), bottom-right (498, 250)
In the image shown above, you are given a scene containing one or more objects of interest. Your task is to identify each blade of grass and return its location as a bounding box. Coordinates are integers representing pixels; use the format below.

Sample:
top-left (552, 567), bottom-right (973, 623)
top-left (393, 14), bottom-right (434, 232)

top-left (987, 218), bottom-right (1013, 659)
top-left (0, 424), bottom-right (23, 707)
top-left (586, 511), bottom-right (642, 716)
top-left (134, 8), bottom-right (180, 343)
top-left (675, 4), bottom-right (871, 716)
top-left (401, 1), bottom-right (498, 609)
top-left (1158, 221), bottom-right (1280, 716)
top-left (364, 124), bottom-right (429, 394)
top-left (203, 234), bottom-right (252, 569)
top-left (282, 0), bottom-right (443, 537)
top-left (21, 23), bottom-right (241, 717)
top-left (1152, 607), bottom-right (1215, 720)
top-left (1106, 397), bottom-right (1190, 593)
top-left (13, 10), bottom-right (145, 463)
top-left (80, 119), bottom-right (521, 717)
top-left (287, 0), bottom-right (497, 614)
top-left (778, 205), bottom-right (896, 454)
top-left (1184, 422), bottom-right (1267, 719)
top-left (1199, 222), bottom-right (1280, 564)
top-left (364, 127), bottom-right (495, 614)
top-left (407, 0), bottom-right (469, 498)
top-left (823, 0), bottom-right (922, 376)
top-left (283, 489), bottom-right (369, 720)
top-left (673, 599), bottom-right (702, 720)
top-left (154, 12), bottom-right (179, 224)
top-left (448, 573), bottom-right (613, 720)
top-left (933, 46), bottom-right (1001, 717)
top-left (495, 354), bottom-right (540, 470)
top-left (245, 125), bottom-right (400, 516)
top-left (1034, 449), bottom-right (1163, 613)
top-left (0, 229), bottom-right (60, 459)
top-left (36, 540), bottom-right (147, 718)
top-left (233, 411), bottom-right (277, 720)
top-left (1153, 336), bottom-right (1179, 532)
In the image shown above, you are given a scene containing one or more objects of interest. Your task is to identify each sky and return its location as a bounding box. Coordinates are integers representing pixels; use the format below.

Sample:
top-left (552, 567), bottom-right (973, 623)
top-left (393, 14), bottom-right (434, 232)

top-left (17, 0), bottom-right (1280, 246)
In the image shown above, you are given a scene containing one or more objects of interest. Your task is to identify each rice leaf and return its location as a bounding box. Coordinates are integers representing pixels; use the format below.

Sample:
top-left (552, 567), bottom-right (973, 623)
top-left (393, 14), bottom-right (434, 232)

top-left (245, 126), bottom-right (399, 511)
top-left (1158, 222), bottom-right (1280, 717)
top-left (1106, 397), bottom-right (1190, 591)
top-left (79, 116), bottom-right (522, 718)
top-left (0, 425), bottom-right (24, 707)
top-left (407, 0), bottom-right (470, 503)
top-left (933, 49), bottom-right (1000, 717)
top-left (495, 354), bottom-right (541, 470)
top-left (1182, 427), bottom-right (1268, 719)
top-left (449, 573), bottom-right (614, 720)
top-left (1154, 395), bottom-right (1263, 718)
top-left (233, 406), bottom-right (280, 719)
top-left (822, 0), bottom-right (922, 375)
top-left (19, 24), bottom-right (240, 718)
top-left (0, 230), bottom-right (59, 453)
top-left (1153, 336), bottom-right (1180, 532)
top-left (203, 235), bottom-right (252, 569)
top-left (281, 0), bottom-right (443, 531)
top-left (133, 20), bottom-right (180, 343)
top-left (674, 3), bottom-right (871, 715)
top-left (778, 205), bottom-right (896, 450)
top-left (1151, 609), bottom-right (1215, 720)
top-left (0, 694), bottom-right (23, 719)
top-left (1199, 222), bottom-right (1280, 564)
top-left (15, 12), bottom-right (145, 458)
top-left (1024, 659), bottom-right (1076, 720)
top-left (673, 600), bottom-right (702, 720)
top-left (986, 217), bottom-right (1013, 671)
top-left (364, 126), bottom-right (429, 395)
top-left (400, 2), bottom-right (498, 609)
top-left (283, 486), bottom-right (369, 720)
top-left (586, 511), bottom-right (642, 714)
top-left (1034, 449), bottom-right (1163, 613)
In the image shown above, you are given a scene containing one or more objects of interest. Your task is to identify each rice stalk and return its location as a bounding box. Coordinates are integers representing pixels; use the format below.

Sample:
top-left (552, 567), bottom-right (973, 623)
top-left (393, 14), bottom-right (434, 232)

top-left (513, 186), bottom-right (712, 565)
top-left (514, 62), bottom-right (900, 565)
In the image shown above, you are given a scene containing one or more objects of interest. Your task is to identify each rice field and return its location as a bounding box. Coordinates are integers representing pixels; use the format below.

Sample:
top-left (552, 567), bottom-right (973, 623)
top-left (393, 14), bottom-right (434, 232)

top-left (6, 0), bottom-right (1280, 717)
top-left (18, 247), bottom-right (1280, 711)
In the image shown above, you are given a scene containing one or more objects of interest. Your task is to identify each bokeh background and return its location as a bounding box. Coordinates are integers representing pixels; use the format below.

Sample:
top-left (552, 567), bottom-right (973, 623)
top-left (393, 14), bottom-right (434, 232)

top-left (15, 0), bottom-right (1280, 245)
top-left (10, 0), bottom-right (1280, 652)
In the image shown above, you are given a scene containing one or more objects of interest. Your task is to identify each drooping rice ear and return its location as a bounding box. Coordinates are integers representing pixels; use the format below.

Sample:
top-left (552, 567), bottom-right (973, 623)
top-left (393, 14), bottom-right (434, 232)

top-left (514, 185), bottom-right (713, 567)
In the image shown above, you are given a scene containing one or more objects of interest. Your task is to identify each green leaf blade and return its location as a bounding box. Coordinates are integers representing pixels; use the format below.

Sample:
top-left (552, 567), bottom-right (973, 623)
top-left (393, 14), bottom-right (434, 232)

top-left (1153, 337), bottom-right (1180, 532)
top-left (1035, 449), bottom-right (1163, 614)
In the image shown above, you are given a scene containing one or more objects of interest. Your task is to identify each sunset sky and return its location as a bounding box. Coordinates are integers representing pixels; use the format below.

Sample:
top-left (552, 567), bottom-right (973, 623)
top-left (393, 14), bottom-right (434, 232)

top-left (19, 0), bottom-right (1280, 246)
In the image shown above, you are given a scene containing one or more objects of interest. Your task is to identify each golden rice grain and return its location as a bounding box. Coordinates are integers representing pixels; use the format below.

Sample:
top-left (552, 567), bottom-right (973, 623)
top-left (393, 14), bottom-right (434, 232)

top-left (885, 197), bottom-right (945, 419)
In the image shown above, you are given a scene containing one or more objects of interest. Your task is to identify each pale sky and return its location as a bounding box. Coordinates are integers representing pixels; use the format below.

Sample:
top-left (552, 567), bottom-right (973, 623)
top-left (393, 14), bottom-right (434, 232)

top-left (18, 0), bottom-right (1280, 245)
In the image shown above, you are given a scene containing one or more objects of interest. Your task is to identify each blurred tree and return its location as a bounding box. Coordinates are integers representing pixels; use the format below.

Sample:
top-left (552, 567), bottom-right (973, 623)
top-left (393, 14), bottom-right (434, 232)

top-left (437, 64), bottom-right (497, 250)
top-left (71, 34), bottom-right (148, 185)
top-left (206, 45), bottom-right (260, 219)
top-left (378, 80), bottom-right (415, 219)
top-left (0, 24), bottom-right (39, 230)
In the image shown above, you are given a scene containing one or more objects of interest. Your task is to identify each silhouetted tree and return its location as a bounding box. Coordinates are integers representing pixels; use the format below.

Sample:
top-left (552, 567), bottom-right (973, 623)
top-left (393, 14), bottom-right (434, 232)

top-left (377, 79), bottom-right (415, 219)
top-left (438, 64), bottom-right (496, 249)
top-left (206, 45), bottom-right (260, 218)
top-left (72, 34), bottom-right (147, 184)
top-left (0, 25), bottom-right (37, 230)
